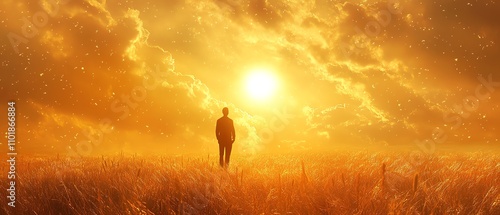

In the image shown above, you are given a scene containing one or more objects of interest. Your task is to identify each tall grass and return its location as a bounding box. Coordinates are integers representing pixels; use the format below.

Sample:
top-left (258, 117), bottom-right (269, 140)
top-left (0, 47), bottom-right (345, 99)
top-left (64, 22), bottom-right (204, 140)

top-left (2, 151), bottom-right (499, 214)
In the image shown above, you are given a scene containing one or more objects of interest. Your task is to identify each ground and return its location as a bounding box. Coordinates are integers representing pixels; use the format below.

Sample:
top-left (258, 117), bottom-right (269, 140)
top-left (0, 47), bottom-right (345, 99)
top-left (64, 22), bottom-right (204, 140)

top-left (2, 150), bottom-right (499, 214)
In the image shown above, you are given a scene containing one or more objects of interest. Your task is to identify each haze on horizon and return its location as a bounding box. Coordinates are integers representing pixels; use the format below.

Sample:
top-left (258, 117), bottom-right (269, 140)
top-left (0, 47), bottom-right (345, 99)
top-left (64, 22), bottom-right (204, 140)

top-left (1, 0), bottom-right (499, 155)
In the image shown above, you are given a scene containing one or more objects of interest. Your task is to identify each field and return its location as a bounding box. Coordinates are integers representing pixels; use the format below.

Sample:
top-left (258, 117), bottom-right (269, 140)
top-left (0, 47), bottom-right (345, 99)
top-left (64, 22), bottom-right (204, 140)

top-left (2, 150), bottom-right (499, 214)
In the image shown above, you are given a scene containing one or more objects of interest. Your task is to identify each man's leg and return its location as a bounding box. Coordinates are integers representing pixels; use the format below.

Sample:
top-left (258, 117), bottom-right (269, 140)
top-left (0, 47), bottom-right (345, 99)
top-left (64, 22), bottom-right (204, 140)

top-left (219, 144), bottom-right (224, 167)
top-left (225, 144), bottom-right (232, 166)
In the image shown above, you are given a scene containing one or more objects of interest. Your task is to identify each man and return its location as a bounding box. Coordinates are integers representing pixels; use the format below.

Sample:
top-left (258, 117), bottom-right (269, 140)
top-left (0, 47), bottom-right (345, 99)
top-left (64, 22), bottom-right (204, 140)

top-left (215, 107), bottom-right (235, 167)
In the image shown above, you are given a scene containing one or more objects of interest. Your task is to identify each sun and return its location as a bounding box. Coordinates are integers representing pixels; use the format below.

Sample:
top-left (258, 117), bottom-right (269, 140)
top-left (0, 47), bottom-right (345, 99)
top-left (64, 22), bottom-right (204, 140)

top-left (245, 69), bottom-right (278, 101)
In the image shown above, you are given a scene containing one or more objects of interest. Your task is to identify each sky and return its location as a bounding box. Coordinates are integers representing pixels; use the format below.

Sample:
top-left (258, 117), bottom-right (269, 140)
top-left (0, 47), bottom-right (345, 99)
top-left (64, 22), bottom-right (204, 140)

top-left (1, 0), bottom-right (499, 155)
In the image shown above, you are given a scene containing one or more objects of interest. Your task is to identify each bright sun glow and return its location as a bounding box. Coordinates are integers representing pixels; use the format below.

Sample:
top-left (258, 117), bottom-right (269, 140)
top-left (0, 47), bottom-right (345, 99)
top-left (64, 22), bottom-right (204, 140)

top-left (245, 69), bottom-right (278, 101)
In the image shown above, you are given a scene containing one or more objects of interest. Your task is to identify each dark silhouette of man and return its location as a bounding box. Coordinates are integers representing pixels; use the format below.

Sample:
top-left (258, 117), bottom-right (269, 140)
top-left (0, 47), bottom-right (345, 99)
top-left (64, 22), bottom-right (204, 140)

top-left (216, 107), bottom-right (235, 167)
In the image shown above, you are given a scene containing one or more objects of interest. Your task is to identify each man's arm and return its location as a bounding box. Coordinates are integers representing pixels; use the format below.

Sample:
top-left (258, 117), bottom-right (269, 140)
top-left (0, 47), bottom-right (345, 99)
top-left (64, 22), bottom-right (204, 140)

top-left (231, 120), bottom-right (235, 143)
top-left (215, 120), bottom-right (220, 141)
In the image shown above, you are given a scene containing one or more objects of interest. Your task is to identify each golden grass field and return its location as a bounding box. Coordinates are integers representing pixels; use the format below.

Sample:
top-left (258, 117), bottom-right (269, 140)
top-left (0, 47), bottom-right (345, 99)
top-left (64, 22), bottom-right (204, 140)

top-left (2, 150), bottom-right (499, 214)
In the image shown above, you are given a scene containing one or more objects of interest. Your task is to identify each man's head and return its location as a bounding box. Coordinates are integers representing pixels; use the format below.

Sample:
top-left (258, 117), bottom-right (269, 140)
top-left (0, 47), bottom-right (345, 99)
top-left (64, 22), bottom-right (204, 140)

top-left (222, 107), bottom-right (229, 116)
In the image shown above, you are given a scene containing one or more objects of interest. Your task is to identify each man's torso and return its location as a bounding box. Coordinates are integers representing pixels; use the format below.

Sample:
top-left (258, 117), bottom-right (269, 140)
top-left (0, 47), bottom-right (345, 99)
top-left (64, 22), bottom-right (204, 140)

top-left (217, 117), bottom-right (233, 144)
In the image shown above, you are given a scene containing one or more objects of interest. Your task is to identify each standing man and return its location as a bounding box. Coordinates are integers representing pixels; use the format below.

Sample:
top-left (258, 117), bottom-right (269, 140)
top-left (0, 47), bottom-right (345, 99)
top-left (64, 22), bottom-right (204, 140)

top-left (216, 107), bottom-right (235, 168)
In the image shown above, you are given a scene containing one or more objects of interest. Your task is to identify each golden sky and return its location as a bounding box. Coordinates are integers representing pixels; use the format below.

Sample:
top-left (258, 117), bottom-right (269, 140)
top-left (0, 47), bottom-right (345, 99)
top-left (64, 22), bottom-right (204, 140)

top-left (1, 0), bottom-right (499, 155)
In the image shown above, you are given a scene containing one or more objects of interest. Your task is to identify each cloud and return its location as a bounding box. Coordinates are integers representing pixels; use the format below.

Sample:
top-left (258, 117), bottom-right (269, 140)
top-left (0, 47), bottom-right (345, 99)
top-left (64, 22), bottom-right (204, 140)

top-left (1, 0), bottom-right (498, 154)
